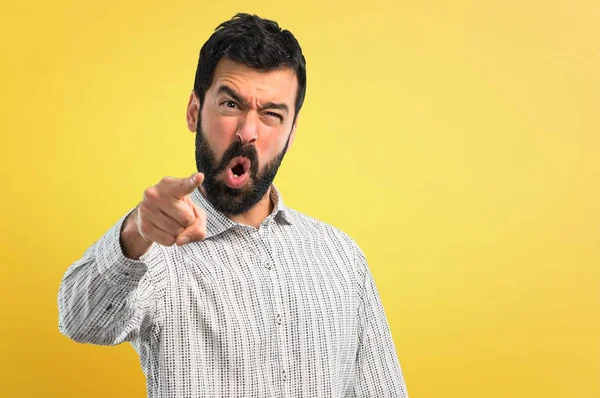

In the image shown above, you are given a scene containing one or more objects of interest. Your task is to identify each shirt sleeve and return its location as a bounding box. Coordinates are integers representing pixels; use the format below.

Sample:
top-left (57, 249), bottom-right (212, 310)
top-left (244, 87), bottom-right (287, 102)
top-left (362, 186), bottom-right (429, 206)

top-left (57, 209), bottom-right (162, 346)
top-left (354, 243), bottom-right (409, 397)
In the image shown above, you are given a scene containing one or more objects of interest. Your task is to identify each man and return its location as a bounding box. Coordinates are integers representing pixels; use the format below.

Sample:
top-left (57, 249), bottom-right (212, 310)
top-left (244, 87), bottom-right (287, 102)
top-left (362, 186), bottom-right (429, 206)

top-left (58, 13), bottom-right (409, 397)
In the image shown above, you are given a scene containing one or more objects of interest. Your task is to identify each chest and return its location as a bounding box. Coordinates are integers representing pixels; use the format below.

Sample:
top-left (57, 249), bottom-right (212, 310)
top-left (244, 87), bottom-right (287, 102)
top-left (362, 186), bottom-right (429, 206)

top-left (158, 236), bottom-right (359, 356)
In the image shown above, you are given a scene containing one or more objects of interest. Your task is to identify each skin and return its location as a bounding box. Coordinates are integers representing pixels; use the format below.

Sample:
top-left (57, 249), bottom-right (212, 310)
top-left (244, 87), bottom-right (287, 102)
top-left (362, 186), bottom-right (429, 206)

top-left (120, 58), bottom-right (300, 260)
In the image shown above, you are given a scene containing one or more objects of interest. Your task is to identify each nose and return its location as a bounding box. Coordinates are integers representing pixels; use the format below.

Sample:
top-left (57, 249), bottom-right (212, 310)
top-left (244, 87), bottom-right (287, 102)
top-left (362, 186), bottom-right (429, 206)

top-left (236, 112), bottom-right (258, 144)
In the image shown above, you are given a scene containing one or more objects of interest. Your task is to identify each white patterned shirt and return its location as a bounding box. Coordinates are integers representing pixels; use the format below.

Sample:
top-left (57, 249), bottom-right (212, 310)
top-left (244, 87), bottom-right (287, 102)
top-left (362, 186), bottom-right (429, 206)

top-left (58, 186), bottom-right (409, 397)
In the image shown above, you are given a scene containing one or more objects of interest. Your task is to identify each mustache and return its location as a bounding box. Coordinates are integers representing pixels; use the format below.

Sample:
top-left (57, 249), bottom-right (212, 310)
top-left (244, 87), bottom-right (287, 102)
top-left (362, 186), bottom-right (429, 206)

top-left (214, 141), bottom-right (260, 176)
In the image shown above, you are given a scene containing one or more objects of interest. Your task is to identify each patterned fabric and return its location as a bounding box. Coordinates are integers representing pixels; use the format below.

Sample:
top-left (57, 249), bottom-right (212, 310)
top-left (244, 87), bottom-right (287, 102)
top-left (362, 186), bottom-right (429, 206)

top-left (58, 186), bottom-right (409, 397)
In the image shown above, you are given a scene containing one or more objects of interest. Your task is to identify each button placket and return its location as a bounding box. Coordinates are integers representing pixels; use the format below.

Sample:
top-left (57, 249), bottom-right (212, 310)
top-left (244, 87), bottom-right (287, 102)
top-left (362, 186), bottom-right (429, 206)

top-left (267, 265), bottom-right (288, 393)
top-left (256, 223), bottom-right (288, 392)
top-left (258, 221), bottom-right (270, 238)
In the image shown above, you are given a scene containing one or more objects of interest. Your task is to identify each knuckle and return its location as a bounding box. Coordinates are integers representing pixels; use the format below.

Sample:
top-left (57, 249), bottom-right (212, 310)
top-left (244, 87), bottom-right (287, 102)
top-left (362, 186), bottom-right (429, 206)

top-left (158, 176), bottom-right (174, 186)
top-left (143, 186), bottom-right (158, 201)
top-left (181, 211), bottom-right (195, 226)
top-left (187, 215), bottom-right (196, 226)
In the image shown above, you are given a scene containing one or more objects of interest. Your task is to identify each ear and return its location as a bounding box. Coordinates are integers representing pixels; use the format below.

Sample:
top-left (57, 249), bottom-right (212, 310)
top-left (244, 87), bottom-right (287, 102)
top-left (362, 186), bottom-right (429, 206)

top-left (186, 92), bottom-right (200, 132)
top-left (286, 113), bottom-right (300, 151)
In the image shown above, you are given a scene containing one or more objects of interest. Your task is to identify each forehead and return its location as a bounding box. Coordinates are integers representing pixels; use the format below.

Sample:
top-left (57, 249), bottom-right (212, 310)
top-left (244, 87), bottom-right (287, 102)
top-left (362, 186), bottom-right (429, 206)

top-left (209, 58), bottom-right (298, 105)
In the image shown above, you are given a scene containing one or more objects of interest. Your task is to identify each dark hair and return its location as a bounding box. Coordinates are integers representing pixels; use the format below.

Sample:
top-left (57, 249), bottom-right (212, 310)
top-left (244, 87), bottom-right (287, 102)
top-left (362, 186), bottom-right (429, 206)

top-left (193, 13), bottom-right (307, 121)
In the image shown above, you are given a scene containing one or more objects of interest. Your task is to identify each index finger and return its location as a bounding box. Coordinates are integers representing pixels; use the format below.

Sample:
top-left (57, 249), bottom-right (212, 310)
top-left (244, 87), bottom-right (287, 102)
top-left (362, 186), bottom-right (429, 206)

top-left (168, 172), bottom-right (205, 199)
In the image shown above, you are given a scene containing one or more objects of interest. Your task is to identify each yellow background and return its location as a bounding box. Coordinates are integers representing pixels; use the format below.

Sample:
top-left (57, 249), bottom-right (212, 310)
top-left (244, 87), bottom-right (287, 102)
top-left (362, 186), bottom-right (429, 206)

top-left (1, 1), bottom-right (598, 397)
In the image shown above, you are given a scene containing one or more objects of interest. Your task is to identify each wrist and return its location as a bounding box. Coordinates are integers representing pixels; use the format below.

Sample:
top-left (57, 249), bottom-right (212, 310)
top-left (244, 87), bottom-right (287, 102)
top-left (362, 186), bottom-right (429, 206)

top-left (120, 208), bottom-right (152, 260)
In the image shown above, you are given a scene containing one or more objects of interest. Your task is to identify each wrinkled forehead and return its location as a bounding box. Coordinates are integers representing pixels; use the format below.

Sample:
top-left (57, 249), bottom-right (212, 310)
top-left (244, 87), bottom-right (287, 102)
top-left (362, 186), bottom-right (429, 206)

top-left (209, 58), bottom-right (298, 109)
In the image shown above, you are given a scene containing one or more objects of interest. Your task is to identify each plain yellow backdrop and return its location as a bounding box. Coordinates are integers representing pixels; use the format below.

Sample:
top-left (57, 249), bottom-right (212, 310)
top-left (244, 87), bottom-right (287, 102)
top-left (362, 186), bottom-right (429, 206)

top-left (1, 1), bottom-right (598, 397)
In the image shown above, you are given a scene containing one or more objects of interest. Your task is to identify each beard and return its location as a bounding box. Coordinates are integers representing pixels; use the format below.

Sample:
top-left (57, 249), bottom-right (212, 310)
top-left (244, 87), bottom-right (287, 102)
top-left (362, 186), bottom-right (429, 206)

top-left (194, 117), bottom-right (291, 216)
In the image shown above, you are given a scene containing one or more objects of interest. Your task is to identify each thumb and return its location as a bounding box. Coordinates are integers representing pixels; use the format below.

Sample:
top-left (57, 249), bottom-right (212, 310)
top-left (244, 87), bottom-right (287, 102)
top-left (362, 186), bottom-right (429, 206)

top-left (175, 201), bottom-right (207, 245)
top-left (172, 172), bottom-right (205, 199)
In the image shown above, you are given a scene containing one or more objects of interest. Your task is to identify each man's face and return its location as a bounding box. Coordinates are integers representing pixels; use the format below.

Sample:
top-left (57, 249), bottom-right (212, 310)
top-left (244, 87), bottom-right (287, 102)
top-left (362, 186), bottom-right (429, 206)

top-left (187, 58), bottom-right (299, 215)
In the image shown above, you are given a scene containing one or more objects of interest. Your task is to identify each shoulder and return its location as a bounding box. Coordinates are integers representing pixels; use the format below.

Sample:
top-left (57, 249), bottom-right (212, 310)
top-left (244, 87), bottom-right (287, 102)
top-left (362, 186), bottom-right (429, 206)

top-left (284, 207), bottom-right (367, 266)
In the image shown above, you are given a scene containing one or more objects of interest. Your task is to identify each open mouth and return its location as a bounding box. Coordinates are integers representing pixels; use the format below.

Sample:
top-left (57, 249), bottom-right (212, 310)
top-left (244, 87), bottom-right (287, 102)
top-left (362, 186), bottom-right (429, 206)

top-left (232, 162), bottom-right (245, 177)
top-left (225, 156), bottom-right (251, 189)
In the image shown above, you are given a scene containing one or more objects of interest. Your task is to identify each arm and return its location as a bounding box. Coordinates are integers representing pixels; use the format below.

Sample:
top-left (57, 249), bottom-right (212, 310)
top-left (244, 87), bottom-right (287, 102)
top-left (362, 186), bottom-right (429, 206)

top-left (354, 245), bottom-right (409, 397)
top-left (58, 172), bottom-right (206, 345)
top-left (57, 210), bottom-right (161, 345)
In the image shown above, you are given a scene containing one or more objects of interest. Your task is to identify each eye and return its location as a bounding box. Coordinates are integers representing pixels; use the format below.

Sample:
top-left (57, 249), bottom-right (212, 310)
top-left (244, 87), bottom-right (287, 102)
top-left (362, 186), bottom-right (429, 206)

top-left (265, 111), bottom-right (283, 122)
top-left (222, 100), bottom-right (238, 109)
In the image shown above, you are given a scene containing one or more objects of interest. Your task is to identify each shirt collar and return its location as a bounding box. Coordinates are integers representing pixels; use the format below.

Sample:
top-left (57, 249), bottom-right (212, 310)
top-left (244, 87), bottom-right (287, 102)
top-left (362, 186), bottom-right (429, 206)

top-left (189, 184), bottom-right (295, 239)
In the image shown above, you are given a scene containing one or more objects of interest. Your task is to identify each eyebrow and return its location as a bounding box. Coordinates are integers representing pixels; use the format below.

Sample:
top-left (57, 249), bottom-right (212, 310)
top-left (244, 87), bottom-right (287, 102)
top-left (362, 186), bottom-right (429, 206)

top-left (217, 85), bottom-right (289, 115)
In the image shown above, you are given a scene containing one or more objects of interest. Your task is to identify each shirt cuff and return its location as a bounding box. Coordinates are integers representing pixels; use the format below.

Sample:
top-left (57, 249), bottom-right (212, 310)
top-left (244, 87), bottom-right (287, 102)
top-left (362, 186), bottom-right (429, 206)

top-left (94, 209), bottom-right (155, 287)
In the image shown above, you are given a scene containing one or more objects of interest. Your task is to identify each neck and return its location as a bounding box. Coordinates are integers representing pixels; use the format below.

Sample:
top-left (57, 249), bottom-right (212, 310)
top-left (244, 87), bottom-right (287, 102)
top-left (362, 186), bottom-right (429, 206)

top-left (228, 187), bottom-right (274, 229)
